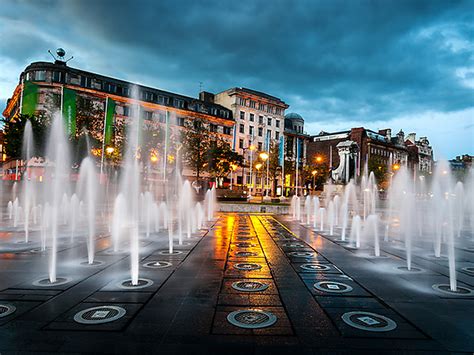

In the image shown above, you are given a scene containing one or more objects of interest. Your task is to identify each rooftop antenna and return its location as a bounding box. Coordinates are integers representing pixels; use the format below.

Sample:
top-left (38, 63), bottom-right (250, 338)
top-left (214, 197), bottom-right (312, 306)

top-left (199, 81), bottom-right (203, 92)
top-left (48, 48), bottom-right (74, 64)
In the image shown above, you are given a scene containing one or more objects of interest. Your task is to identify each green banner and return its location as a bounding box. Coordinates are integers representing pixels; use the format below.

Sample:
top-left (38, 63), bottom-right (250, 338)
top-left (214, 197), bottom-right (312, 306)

top-left (104, 97), bottom-right (115, 145)
top-left (22, 81), bottom-right (38, 116)
top-left (62, 87), bottom-right (77, 136)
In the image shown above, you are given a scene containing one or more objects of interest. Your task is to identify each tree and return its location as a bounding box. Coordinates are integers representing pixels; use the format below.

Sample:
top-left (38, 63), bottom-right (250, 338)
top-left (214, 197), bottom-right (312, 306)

top-left (2, 113), bottom-right (50, 159)
top-left (181, 119), bottom-right (211, 179)
top-left (368, 157), bottom-right (389, 189)
top-left (207, 139), bottom-right (243, 180)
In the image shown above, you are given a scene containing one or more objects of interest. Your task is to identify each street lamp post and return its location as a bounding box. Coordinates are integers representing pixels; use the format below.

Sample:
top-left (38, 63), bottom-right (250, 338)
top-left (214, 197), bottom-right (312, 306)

top-left (312, 169), bottom-right (317, 191)
top-left (230, 164), bottom-right (237, 190)
top-left (255, 163), bottom-right (263, 195)
top-left (259, 152), bottom-right (269, 201)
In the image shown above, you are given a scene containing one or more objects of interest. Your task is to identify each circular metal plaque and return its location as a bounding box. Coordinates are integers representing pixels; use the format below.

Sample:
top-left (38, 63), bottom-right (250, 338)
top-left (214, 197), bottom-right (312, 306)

top-left (235, 251), bottom-right (258, 257)
top-left (432, 284), bottom-right (474, 296)
top-left (232, 281), bottom-right (269, 292)
top-left (233, 263), bottom-right (262, 271)
top-left (236, 242), bottom-right (256, 248)
top-left (289, 251), bottom-right (316, 258)
top-left (313, 281), bottom-right (353, 293)
top-left (32, 277), bottom-right (72, 287)
top-left (80, 260), bottom-right (104, 266)
top-left (395, 266), bottom-right (423, 273)
top-left (341, 311), bottom-right (397, 332)
top-left (0, 304), bottom-right (16, 318)
top-left (227, 309), bottom-right (277, 329)
top-left (117, 278), bottom-right (154, 289)
top-left (283, 243), bottom-right (305, 248)
top-left (143, 261), bottom-right (172, 269)
top-left (74, 305), bottom-right (126, 324)
top-left (300, 263), bottom-right (330, 271)
top-left (462, 266), bottom-right (474, 274)
top-left (158, 250), bottom-right (183, 255)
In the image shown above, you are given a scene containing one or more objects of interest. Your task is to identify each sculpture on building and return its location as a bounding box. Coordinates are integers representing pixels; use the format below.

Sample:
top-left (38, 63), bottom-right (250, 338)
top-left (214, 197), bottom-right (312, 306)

top-left (331, 141), bottom-right (359, 184)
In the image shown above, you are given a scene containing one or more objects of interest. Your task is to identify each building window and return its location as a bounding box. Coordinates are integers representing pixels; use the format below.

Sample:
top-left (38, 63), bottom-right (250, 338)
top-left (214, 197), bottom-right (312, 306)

top-left (249, 126), bottom-right (254, 136)
top-left (223, 126), bottom-right (231, 135)
top-left (158, 113), bottom-right (166, 123)
top-left (258, 142), bottom-right (263, 150)
top-left (210, 124), bottom-right (217, 133)
top-left (143, 111), bottom-right (153, 120)
top-left (249, 100), bottom-right (256, 108)
top-left (240, 111), bottom-right (245, 120)
top-left (174, 98), bottom-right (184, 108)
top-left (122, 106), bottom-right (130, 117)
top-left (258, 127), bottom-right (263, 137)
top-left (267, 117), bottom-right (272, 125)
top-left (80, 76), bottom-right (92, 88)
top-left (249, 113), bottom-right (254, 122)
top-left (258, 103), bottom-right (265, 111)
top-left (177, 117), bottom-right (185, 126)
top-left (259, 115), bottom-right (263, 124)
top-left (104, 82), bottom-right (117, 93)
top-left (239, 139), bottom-right (244, 149)
top-left (276, 120), bottom-right (280, 128)
top-left (267, 105), bottom-right (272, 113)
top-left (276, 131), bottom-right (280, 140)
top-left (52, 71), bottom-right (64, 83)
top-left (239, 124), bottom-right (245, 134)
top-left (33, 71), bottom-right (46, 81)
top-left (238, 97), bottom-right (246, 106)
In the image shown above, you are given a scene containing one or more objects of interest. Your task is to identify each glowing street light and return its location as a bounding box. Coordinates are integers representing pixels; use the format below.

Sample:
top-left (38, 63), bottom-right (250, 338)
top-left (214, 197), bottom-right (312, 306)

top-left (315, 155), bottom-right (323, 163)
top-left (392, 163), bottom-right (400, 171)
top-left (230, 163), bottom-right (238, 190)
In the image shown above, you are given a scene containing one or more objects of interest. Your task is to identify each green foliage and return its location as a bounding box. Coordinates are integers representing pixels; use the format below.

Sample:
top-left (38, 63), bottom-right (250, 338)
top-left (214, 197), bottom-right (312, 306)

top-left (207, 139), bottom-right (243, 179)
top-left (1, 114), bottom-right (50, 159)
top-left (368, 157), bottom-right (389, 188)
top-left (181, 119), bottom-right (210, 179)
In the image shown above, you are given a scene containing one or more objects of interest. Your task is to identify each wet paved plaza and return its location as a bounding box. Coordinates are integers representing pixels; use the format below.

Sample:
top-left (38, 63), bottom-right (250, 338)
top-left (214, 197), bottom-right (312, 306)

top-left (0, 213), bottom-right (473, 354)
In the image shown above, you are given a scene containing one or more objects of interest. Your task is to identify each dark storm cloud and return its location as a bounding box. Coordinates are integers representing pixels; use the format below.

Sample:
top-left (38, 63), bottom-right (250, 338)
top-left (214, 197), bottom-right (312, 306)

top-left (1, 0), bottom-right (473, 124)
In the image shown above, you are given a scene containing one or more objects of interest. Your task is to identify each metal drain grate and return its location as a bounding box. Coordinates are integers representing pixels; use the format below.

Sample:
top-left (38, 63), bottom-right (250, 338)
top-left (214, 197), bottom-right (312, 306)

top-left (233, 263), bottom-right (262, 271)
top-left (313, 281), bottom-right (353, 293)
top-left (74, 305), bottom-right (126, 324)
top-left (300, 263), bottom-right (330, 271)
top-left (232, 281), bottom-right (269, 292)
top-left (432, 284), bottom-right (474, 296)
top-left (0, 304), bottom-right (16, 318)
top-left (143, 261), bottom-right (172, 269)
top-left (32, 277), bottom-right (72, 287)
top-left (341, 311), bottom-right (397, 332)
top-left (117, 278), bottom-right (154, 289)
top-left (227, 309), bottom-right (277, 329)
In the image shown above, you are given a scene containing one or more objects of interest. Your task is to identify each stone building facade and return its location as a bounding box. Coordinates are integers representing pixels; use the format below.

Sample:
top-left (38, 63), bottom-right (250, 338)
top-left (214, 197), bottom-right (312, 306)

top-left (203, 87), bottom-right (289, 187)
top-left (308, 127), bottom-right (418, 183)
top-left (3, 59), bottom-right (234, 180)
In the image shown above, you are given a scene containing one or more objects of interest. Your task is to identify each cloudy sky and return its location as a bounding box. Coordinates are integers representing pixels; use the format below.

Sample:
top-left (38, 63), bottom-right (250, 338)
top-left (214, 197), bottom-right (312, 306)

top-left (1, 0), bottom-right (472, 159)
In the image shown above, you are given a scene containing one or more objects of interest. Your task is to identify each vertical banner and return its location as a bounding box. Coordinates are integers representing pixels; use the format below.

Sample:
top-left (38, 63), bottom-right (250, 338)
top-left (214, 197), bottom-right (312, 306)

top-left (62, 87), bottom-right (77, 137)
top-left (278, 135), bottom-right (285, 166)
top-left (232, 124), bottom-right (237, 151)
top-left (21, 81), bottom-right (38, 116)
top-left (265, 130), bottom-right (270, 151)
top-left (104, 97), bottom-right (115, 145)
top-left (163, 111), bottom-right (170, 180)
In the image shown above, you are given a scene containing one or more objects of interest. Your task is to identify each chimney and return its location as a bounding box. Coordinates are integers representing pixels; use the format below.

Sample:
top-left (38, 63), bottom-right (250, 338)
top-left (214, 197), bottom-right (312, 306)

top-left (199, 91), bottom-right (214, 103)
top-left (406, 133), bottom-right (416, 143)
